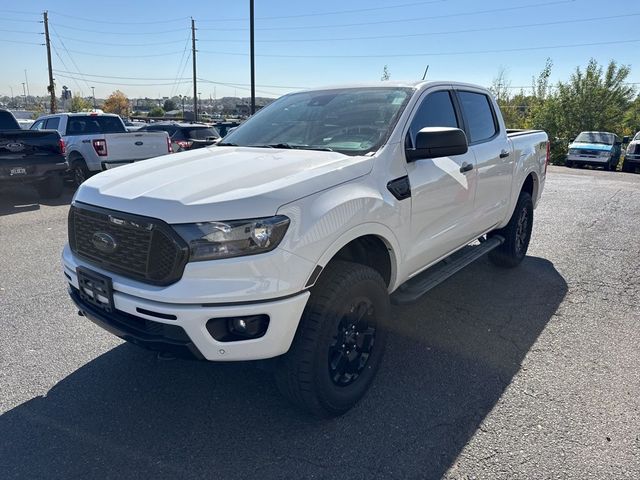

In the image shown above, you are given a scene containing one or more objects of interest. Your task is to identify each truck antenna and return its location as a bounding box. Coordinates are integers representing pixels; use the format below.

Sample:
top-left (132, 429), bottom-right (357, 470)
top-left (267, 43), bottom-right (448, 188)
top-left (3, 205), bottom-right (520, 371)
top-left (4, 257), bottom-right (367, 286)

top-left (422, 65), bottom-right (430, 81)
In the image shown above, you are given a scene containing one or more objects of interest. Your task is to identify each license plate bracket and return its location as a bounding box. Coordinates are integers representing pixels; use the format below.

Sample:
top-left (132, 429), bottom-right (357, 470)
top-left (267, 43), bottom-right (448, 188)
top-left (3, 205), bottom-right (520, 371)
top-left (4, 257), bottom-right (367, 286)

top-left (77, 267), bottom-right (114, 313)
top-left (10, 167), bottom-right (27, 176)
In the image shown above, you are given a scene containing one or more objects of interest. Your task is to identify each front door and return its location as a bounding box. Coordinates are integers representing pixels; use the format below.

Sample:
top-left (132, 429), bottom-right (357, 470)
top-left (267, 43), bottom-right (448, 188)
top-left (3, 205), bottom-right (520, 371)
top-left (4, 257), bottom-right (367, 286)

top-left (403, 88), bottom-right (478, 276)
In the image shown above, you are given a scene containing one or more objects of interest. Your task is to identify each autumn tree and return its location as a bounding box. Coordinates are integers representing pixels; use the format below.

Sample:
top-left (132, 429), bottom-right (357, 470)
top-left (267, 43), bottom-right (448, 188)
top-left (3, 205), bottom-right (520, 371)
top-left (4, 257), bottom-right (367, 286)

top-left (103, 90), bottom-right (130, 116)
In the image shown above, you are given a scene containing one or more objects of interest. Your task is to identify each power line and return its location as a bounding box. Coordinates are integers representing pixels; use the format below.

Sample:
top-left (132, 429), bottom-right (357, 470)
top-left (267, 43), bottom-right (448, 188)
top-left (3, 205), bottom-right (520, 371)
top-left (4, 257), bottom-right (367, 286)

top-left (48, 23), bottom-right (186, 35)
top-left (198, 0), bottom-right (449, 22)
top-left (0, 16), bottom-right (41, 23)
top-left (170, 33), bottom-right (193, 98)
top-left (51, 33), bottom-right (187, 47)
top-left (54, 48), bottom-right (186, 58)
top-left (199, 38), bottom-right (640, 58)
top-left (50, 24), bottom-right (93, 92)
top-left (0, 28), bottom-right (43, 35)
top-left (48, 11), bottom-right (189, 25)
top-left (0, 9), bottom-right (40, 16)
top-left (198, 0), bottom-right (575, 31)
top-left (0, 38), bottom-right (43, 46)
top-left (50, 43), bottom-right (86, 94)
top-left (53, 73), bottom-right (192, 87)
top-left (198, 12), bottom-right (640, 44)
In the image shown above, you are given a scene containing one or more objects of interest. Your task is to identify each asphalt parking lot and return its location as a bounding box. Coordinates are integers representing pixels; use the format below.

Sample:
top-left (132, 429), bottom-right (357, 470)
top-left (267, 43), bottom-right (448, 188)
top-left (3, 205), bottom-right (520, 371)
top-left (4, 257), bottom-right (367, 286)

top-left (1, 166), bottom-right (638, 479)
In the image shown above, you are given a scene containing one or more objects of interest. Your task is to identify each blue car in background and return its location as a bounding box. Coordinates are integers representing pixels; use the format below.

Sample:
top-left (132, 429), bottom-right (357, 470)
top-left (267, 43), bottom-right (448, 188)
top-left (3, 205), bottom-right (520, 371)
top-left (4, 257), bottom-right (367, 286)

top-left (566, 131), bottom-right (624, 171)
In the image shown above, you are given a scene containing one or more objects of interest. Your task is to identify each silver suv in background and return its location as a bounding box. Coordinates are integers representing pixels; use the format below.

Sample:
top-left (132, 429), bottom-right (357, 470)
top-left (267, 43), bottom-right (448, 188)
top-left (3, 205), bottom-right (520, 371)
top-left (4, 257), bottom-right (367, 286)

top-left (622, 131), bottom-right (640, 173)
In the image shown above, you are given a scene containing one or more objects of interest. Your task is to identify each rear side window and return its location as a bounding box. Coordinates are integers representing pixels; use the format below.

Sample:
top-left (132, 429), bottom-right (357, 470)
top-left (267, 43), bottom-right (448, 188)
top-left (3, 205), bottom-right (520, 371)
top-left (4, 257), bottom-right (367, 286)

top-left (457, 92), bottom-right (497, 143)
top-left (45, 117), bottom-right (60, 131)
top-left (408, 91), bottom-right (459, 147)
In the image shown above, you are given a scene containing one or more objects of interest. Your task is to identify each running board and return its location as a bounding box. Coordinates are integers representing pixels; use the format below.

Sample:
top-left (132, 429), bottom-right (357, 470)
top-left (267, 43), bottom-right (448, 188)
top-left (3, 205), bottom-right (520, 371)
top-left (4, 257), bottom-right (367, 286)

top-left (391, 235), bottom-right (505, 305)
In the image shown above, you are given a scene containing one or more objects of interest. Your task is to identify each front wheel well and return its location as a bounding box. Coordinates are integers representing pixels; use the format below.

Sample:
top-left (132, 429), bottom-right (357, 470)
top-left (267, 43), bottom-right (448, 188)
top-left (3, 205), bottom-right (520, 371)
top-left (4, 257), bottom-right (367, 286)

top-left (326, 235), bottom-right (393, 288)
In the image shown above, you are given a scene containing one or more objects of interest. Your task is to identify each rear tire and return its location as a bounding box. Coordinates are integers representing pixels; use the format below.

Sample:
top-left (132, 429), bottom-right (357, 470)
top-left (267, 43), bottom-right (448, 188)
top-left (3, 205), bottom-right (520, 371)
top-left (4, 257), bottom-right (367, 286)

top-left (34, 174), bottom-right (64, 199)
top-left (565, 160), bottom-right (573, 168)
top-left (71, 158), bottom-right (90, 187)
top-left (275, 260), bottom-right (390, 418)
top-left (489, 191), bottom-right (533, 269)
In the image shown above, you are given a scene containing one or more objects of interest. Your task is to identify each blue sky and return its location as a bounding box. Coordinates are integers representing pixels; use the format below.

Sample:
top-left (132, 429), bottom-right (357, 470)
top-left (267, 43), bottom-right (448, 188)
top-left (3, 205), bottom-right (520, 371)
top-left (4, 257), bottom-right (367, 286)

top-left (1, 0), bottom-right (639, 100)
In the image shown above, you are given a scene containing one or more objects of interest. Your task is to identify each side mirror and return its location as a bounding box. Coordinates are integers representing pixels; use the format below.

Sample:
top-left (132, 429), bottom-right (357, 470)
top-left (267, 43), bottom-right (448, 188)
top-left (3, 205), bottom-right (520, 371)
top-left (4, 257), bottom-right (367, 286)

top-left (406, 127), bottom-right (468, 162)
top-left (622, 136), bottom-right (630, 144)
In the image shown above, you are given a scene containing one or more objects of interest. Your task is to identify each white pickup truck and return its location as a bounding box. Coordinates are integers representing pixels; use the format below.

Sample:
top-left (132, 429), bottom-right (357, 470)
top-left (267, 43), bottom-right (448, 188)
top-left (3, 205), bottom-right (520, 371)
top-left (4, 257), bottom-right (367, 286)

top-left (31, 113), bottom-right (171, 185)
top-left (62, 81), bottom-right (548, 417)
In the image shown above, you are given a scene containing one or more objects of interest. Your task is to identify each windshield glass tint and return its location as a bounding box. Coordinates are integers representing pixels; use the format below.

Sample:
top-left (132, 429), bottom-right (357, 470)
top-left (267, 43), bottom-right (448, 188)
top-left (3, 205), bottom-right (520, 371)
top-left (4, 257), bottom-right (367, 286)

top-left (575, 132), bottom-right (614, 145)
top-left (66, 116), bottom-right (125, 135)
top-left (222, 87), bottom-right (413, 155)
top-left (185, 127), bottom-right (220, 140)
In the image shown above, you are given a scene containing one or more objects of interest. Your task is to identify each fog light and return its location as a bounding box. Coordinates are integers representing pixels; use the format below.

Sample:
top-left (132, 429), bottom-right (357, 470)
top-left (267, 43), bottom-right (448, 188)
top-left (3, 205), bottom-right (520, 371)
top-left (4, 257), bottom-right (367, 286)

top-left (206, 315), bottom-right (270, 342)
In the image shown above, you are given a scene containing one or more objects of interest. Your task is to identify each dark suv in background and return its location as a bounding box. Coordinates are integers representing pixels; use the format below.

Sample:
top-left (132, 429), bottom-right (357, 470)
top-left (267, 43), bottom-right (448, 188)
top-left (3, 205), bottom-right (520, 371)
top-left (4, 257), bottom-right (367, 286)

top-left (138, 122), bottom-right (221, 152)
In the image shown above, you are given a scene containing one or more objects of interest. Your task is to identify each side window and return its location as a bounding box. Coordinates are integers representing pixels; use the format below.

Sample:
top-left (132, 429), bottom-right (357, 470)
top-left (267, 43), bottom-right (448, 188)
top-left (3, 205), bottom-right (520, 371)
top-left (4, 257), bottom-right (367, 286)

top-left (457, 91), bottom-right (498, 143)
top-left (408, 91), bottom-right (459, 147)
top-left (31, 119), bottom-right (45, 130)
top-left (45, 117), bottom-right (60, 131)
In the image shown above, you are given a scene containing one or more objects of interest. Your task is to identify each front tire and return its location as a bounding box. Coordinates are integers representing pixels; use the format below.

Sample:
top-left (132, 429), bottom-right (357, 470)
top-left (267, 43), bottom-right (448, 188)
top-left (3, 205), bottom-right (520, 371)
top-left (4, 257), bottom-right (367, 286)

top-left (34, 174), bottom-right (64, 199)
top-left (489, 191), bottom-right (534, 268)
top-left (275, 260), bottom-right (390, 418)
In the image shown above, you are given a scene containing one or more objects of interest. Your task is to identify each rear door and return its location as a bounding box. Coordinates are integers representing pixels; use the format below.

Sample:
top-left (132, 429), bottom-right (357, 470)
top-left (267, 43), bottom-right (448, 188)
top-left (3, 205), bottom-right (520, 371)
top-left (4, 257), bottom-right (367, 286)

top-left (403, 87), bottom-right (479, 273)
top-left (455, 89), bottom-right (513, 231)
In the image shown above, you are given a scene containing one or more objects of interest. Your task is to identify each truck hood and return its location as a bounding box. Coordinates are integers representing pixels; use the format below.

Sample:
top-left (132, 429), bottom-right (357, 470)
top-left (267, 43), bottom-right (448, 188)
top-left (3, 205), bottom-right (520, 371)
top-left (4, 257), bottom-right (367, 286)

top-left (74, 146), bottom-right (373, 223)
top-left (569, 142), bottom-right (612, 152)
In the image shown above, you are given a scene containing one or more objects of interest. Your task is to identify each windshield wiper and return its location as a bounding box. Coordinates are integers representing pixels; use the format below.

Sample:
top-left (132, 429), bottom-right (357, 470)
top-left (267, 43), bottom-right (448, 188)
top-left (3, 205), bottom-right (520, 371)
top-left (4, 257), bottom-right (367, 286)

top-left (250, 143), bottom-right (333, 152)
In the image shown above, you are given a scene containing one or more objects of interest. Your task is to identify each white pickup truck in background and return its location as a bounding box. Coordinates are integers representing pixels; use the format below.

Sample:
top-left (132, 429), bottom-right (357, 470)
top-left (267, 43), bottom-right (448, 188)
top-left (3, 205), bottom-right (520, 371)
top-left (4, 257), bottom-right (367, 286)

top-left (63, 81), bottom-right (548, 417)
top-left (31, 113), bottom-right (172, 185)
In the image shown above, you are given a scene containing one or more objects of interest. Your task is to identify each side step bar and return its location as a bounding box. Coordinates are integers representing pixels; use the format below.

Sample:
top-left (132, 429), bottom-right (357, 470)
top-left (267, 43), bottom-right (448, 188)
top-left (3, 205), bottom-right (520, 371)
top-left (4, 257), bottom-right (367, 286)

top-left (391, 235), bottom-right (505, 305)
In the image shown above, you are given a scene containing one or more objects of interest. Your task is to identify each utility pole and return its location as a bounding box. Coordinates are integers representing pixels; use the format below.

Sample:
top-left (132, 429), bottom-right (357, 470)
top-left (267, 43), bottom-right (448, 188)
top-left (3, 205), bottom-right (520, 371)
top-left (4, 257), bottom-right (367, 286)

top-left (21, 83), bottom-right (26, 108)
top-left (43, 11), bottom-right (56, 113)
top-left (91, 86), bottom-right (96, 108)
top-left (250, 0), bottom-right (256, 115)
top-left (191, 18), bottom-right (198, 122)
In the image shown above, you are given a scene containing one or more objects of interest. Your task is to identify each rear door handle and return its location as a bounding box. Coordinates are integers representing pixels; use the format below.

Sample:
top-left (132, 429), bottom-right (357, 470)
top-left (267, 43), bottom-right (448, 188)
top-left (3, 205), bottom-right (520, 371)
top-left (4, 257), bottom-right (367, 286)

top-left (460, 162), bottom-right (473, 173)
top-left (499, 149), bottom-right (510, 158)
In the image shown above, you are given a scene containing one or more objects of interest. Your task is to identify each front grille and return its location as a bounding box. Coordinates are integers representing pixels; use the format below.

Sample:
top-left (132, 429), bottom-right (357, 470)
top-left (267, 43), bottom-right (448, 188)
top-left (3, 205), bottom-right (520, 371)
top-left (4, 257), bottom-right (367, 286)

top-left (69, 203), bottom-right (189, 285)
top-left (577, 149), bottom-right (603, 157)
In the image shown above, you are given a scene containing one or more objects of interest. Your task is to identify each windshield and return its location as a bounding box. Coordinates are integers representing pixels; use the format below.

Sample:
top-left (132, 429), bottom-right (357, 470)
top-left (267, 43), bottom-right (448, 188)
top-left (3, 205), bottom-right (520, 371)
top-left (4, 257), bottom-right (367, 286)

top-left (222, 87), bottom-right (413, 155)
top-left (574, 132), bottom-right (614, 145)
top-left (633, 132), bottom-right (640, 142)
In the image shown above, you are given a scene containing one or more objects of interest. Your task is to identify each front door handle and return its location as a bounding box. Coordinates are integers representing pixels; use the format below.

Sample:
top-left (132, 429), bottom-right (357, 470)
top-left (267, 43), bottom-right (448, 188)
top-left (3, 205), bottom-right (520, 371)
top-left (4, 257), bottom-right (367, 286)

top-left (460, 162), bottom-right (473, 173)
top-left (499, 149), bottom-right (510, 158)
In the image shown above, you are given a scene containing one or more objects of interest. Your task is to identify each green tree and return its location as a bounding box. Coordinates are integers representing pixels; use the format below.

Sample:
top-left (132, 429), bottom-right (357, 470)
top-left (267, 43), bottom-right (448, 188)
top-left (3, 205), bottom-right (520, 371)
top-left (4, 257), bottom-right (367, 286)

top-left (148, 106), bottom-right (165, 117)
top-left (163, 99), bottom-right (177, 111)
top-left (69, 94), bottom-right (92, 112)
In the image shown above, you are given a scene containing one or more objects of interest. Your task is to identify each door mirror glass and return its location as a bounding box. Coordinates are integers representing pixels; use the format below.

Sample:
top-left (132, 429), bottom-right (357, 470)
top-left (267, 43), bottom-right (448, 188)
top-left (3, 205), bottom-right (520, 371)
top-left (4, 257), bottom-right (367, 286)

top-left (406, 127), bottom-right (468, 162)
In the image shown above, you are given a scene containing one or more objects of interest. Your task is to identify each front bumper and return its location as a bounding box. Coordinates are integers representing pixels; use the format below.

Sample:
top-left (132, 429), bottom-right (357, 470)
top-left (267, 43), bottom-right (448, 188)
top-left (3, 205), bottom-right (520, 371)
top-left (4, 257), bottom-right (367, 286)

top-left (624, 154), bottom-right (640, 165)
top-left (566, 154), bottom-right (610, 164)
top-left (63, 248), bottom-right (311, 361)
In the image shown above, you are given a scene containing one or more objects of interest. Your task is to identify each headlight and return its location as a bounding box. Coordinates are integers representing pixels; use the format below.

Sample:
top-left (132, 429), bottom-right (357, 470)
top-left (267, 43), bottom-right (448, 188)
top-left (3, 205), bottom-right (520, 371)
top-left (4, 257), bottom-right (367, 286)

top-left (173, 216), bottom-right (290, 261)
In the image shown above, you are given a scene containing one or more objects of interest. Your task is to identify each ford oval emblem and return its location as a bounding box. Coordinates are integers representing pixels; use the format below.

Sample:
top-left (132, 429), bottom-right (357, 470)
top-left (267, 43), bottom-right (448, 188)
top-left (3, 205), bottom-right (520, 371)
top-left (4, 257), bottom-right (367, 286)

top-left (91, 232), bottom-right (117, 253)
top-left (5, 142), bottom-right (25, 152)
top-left (135, 141), bottom-right (144, 146)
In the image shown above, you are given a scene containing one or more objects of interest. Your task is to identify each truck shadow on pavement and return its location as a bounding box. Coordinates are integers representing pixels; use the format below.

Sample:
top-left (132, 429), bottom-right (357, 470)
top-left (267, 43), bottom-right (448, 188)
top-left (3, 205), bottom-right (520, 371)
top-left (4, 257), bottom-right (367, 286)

top-left (0, 256), bottom-right (567, 480)
top-left (0, 184), bottom-right (74, 216)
